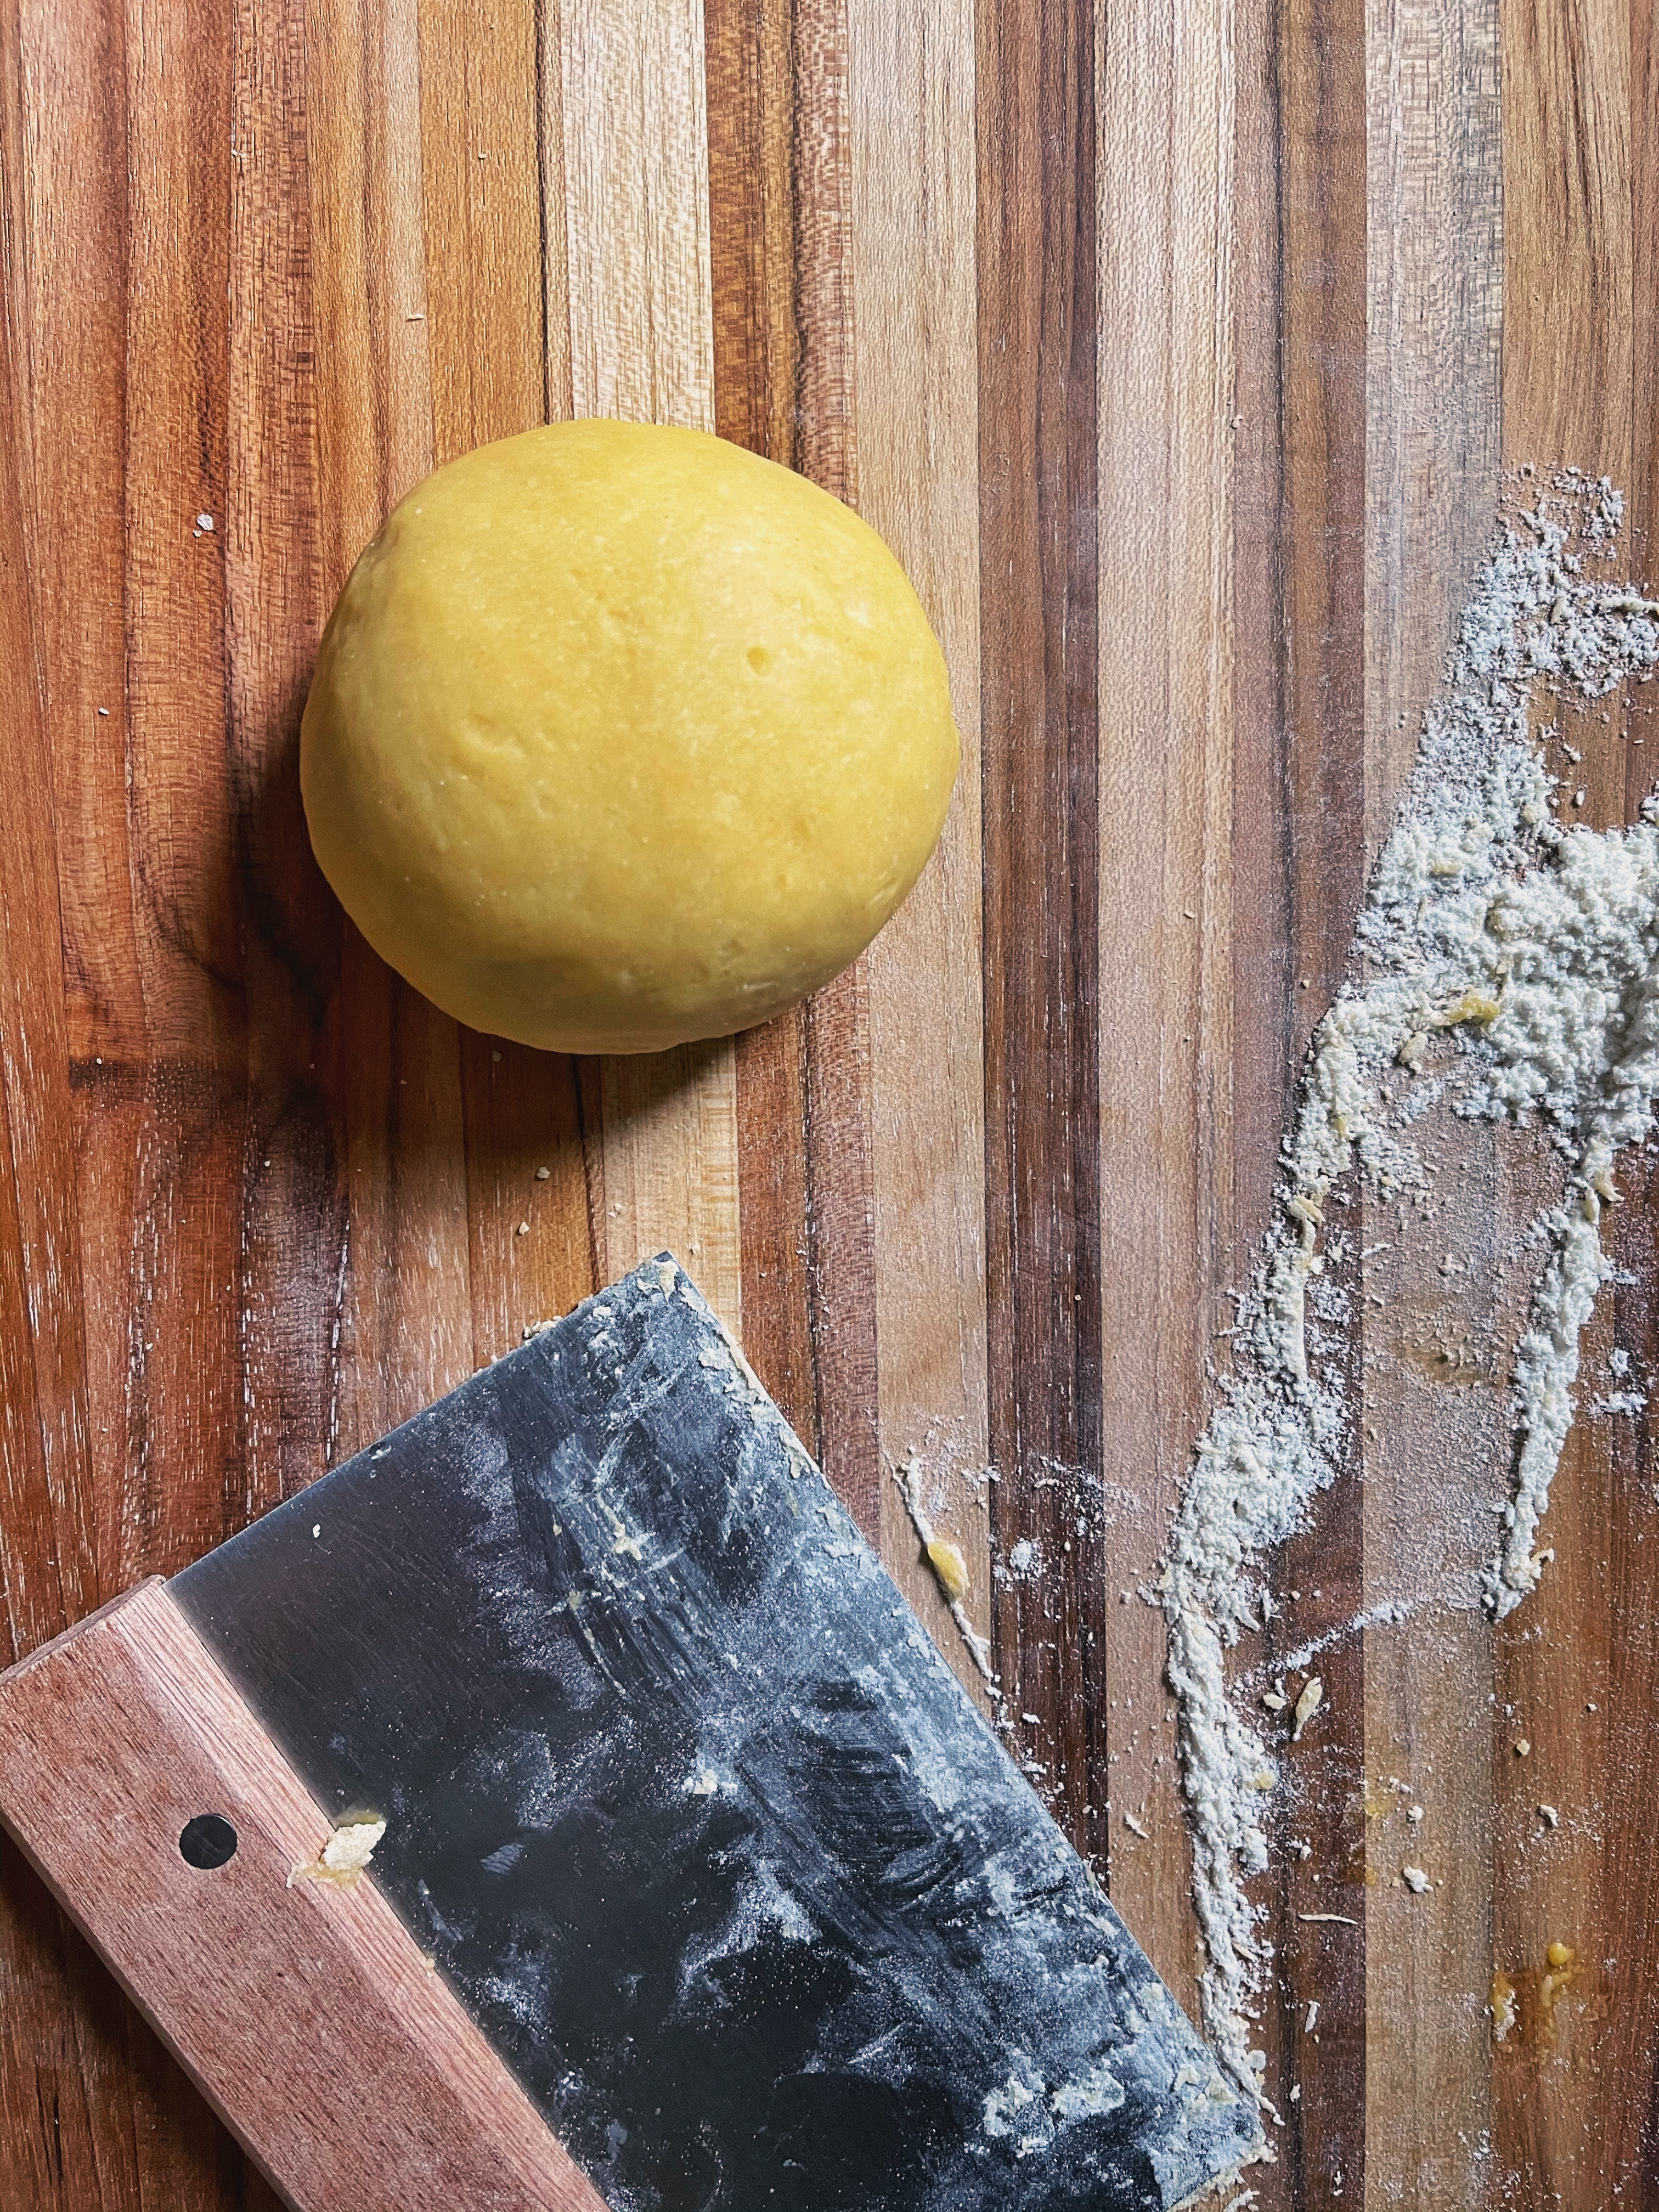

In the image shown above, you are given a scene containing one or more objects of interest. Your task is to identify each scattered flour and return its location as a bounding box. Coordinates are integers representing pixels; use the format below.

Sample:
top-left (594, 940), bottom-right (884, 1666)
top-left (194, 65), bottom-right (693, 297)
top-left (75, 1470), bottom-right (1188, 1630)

top-left (1159, 475), bottom-right (1659, 2091)
top-left (1587, 1386), bottom-right (1648, 1418)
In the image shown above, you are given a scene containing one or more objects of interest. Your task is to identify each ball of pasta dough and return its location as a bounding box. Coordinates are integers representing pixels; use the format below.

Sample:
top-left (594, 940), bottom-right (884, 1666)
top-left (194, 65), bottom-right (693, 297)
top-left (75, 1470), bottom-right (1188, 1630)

top-left (300, 420), bottom-right (958, 1054)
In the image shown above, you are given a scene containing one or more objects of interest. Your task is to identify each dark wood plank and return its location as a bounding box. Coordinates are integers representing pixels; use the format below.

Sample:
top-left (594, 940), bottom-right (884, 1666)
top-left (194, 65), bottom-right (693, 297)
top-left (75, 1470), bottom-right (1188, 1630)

top-left (1593, 1158), bottom-right (1659, 2193)
top-left (707, 0), bottom-right (804, 467)
top-left (800, 967), bottom-right (882, 1538)
top-left (108, 0), bottom-right (245, 1584)
top-left (706, 0), bottom-right (823, 1457)
top-left (705, 0), bottom-right (855, 488)
top-left (1227, 0), bottom-right (1372, 2198)
top-left (976, 0), bottom-right (1106, 1856)
top-left (333, 934), bottom-right (475, 1457)
top-left (731, 1013), bottom-right (820, 1452)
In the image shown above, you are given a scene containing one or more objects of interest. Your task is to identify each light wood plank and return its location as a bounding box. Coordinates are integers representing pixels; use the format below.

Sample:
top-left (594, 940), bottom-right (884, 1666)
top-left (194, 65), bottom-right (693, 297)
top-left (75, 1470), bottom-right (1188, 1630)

top-left (846, 0), bottom-right (990, 1697)
top-left (402, 0), bottom-right (607, 1375)
top-left (1359, 5), bottom-right (1503, 2205)
top-left (1093, 0), bottom-right (1237, 2007)
top-left (560, 0), bottom-right (742, 1333)
top-left (560, 0), bottom-right (715, 428)
top-left (600, 1046), bottom-right (742, 1331)
top-left (1362, 0), bottom-right (1504, 846)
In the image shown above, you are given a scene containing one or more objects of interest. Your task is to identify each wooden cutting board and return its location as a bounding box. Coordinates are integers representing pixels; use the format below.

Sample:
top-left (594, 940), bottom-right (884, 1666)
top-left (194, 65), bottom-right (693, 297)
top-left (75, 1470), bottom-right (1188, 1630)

top-left (1, 1), bottom-right (1654, 2206)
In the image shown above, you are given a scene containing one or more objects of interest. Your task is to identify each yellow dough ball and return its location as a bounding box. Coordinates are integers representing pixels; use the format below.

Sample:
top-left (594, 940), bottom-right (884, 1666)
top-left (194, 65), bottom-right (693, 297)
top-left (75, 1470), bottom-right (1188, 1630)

top-left (300, 420), bottom-right (958, 1053)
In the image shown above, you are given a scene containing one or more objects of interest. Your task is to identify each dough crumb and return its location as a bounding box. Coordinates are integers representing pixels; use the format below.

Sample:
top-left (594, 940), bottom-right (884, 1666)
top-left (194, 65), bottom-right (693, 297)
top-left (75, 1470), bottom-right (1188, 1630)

top-left (926, 1537), bottom-right (970, 1604)
top-left (1401, 1865), bottom-right (1431, 1894)
top-left (289, 1816), bottom-right (387, 1891)
top-left (1290, 1677), bottom-right (1324, 1741)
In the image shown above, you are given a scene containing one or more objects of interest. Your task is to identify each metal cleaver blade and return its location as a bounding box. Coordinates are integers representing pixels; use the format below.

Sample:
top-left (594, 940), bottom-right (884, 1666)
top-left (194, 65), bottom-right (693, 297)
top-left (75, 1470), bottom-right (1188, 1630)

top-left (165, 1252), bottom-right (1259, 2210)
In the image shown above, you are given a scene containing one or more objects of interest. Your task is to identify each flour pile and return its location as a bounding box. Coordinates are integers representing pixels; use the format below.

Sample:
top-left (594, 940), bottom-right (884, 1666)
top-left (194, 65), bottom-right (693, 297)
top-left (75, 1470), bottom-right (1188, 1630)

top-left (1158, 477), bottom-right (1659, 2091)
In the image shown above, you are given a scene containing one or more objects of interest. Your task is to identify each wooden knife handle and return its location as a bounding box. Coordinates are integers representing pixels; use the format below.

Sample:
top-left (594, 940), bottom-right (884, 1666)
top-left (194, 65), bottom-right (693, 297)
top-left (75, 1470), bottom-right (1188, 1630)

top-left (0, 1578), bottom-right (607, 2212)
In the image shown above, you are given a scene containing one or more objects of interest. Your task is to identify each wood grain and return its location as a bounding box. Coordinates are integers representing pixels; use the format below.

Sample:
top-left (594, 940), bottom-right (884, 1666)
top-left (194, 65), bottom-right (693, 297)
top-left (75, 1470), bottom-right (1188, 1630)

top-left (600, 1045), bottom-right (743, 1328)
top-left (707, 0), bottom-right (823, 1458)
top-left (561, 0), bottom-right (714, 427)
top-left (4, 0), bottom-right (1659, 2205)
top-left (977, 0), bottom-right (1108, 1858)
top-left (0, 1580), bottom-right (603, 2212)
top-left (1487, 5), bottom-right (1652, 2205)
top-left (848, 0), bottom-right (991, 1678)
top-left (1247, 10), bottom-right (1373, 2198)
top-left (705, 0), bottom-right (883, 1537)
top-left (1094, 0), bottom-right (1239, 2029)
top-left (0, 10), bottom-right (97, 1661)
top-left (558, 0), bottom-right (748, 1355)
top-left (1359, 8), bottom-right (1503, 2209)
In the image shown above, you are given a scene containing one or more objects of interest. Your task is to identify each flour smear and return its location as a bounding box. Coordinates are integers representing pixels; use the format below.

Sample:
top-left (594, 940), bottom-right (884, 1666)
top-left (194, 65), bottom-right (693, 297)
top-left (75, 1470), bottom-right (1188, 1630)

top-left (1158, 475), bottom-right (1659, 2094)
